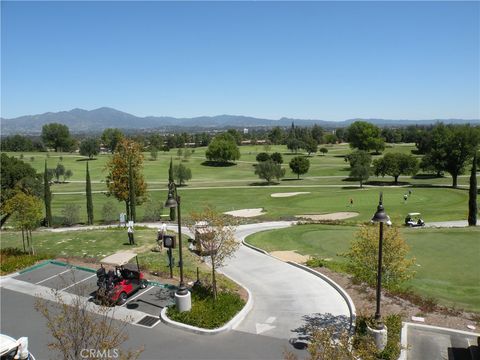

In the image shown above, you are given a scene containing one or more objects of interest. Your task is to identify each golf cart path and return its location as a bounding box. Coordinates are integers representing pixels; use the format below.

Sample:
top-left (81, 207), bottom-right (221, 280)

top-left (40, 221), bottom-right (352, 340)
top-left (223, 222), bottom-right (351, 340)
top-left (424, 220), bottom-right (469, 228)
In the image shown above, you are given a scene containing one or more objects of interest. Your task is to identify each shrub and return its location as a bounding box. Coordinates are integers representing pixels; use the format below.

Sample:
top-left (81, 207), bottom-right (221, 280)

top-left (167, 284), bottom-right (245, 329)
top-left (102, 201), bottom-right (118, 224)
top-left (354, 314), bottom-right (402, 360)
top-left (0, 248), bottom-right (51, 275)
top-left (62, 204), bottom-right (80, 226)
top-left (306, 257), bottom-right (325, 268)
top-left (143, 200), bottom-right (163, 222)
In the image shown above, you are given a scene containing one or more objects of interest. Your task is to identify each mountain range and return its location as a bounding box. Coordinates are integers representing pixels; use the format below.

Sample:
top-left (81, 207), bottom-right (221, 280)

top-left (1, 107), bottom-right (478, 135)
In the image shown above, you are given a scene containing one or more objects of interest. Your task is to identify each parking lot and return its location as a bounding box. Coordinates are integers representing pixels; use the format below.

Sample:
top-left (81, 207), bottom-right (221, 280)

top-left (5, 261), bottom-right (175, 328)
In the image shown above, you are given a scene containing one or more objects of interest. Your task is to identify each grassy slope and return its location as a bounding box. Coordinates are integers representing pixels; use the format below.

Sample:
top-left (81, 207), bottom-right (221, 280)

top-left (246, 225), bottom-right (480, 312)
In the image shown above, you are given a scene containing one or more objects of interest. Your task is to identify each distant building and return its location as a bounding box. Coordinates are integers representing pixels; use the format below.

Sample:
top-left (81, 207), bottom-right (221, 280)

top-left (243, 128), bottom-right (248, 134)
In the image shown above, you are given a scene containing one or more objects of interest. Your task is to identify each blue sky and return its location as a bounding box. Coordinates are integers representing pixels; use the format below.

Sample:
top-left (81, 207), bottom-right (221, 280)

top-left (1, 1), bottom-right (479, 120)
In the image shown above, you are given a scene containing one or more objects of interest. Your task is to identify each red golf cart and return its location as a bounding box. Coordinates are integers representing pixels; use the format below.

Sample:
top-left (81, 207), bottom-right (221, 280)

top-left (95, 251), bottom-right (147, 305)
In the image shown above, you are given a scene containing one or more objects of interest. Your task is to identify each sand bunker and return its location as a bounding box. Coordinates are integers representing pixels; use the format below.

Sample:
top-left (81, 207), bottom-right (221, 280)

top-left (295, 212), bottom-right (359, 221)
top-left (270, 250), bottom-right (310, 264)
top-left (224, 208), bottom-right (265, 217)
top-left (271, 192), bottom-right (311, 198)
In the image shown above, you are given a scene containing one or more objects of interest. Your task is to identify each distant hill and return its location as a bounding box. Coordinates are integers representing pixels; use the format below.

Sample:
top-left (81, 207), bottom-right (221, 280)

top-left (1, 107), bottom-right (478, 135)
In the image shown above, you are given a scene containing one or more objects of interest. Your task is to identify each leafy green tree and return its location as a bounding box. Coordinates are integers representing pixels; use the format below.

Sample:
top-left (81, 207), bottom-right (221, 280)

top-left (64, 169), bottom-right (73, 182)
top-left (268, 127), bottom-right (285, 145)
top-left (304, 137), bottom-right (318, 156)
top-left (183, 148), bottom-right (192, 162)
top-left (105, 139), bottom-right (147, 221)
top-left (128, 158), bottom-right (136, 222)
top-left (168, 158), bottom-right (175, 221)
top-left (44, 161), bottom-right (52, 227)
top-left (347, 150), bottom-right (372, 188)
top-left (79, 137), bottom-right (100, 159)
top-left (256, 152), bottom-right (271, 162)
top-left (0, 154), bottom-right (43, 230)
top-left (343, 225), bottom-right (416, 290)
top-left (468, 153), bottom-right (477, 226)
top-left (286, 138), bottom-right (302, 154)
top-left (149, 147), bottom-right (158, 161)
top-left (86, 162), bottom-right (93, 225)
top-left (289, 156), bottom-right (310, 179)
top-left (270, 152), bottom-right (283, 164)
top-left (227, 129), bottom-right (243, 145)
top-left (323, 133), bottom-right (337, 144)
top-left (205, 133), bottom-right (240, 164)
top-left (1, 135), bottom-right (34, 152)
top-left (41, 123), bottom-right (74, 152)
top-left (173, 163), bottom-right (192, 186)
top-left (188, 206), bottom-right (239, 301)
top-left (311, 124), bottom-right (324, 144)
top-left (54, 163), bottom-right (65, 183)
top-left (373, 153), bottom-right (418, 184)
top-left (319, 147), bottom-right (328, 156)
top-left (419, 124), bottom-right (479, 188)
top-left (346, 121), bottom-right (385, 153)
top-left (254, 159), bottom-right (285, 184)
top-left (101, 128), bottom-right (124, 153)
top-left (3, 192), bottom-right (43, 254)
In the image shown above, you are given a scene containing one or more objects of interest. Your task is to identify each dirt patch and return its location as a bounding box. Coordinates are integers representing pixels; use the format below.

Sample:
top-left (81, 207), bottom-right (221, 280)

top-left (312, 266), bottom-right (479, 332)
top-left (296, 212), bottom-right (359, 221)
top-left (270, 250), bottom-right (310, 264)
top-left (224, 208), bottom-right (265, 217)
top-left (271, 192), bottom-right (311, 198)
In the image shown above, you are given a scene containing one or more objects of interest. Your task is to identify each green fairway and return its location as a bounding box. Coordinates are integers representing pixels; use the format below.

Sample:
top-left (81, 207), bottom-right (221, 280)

top-left (246, 224), bottom-right (480, 312)
top-left (43, 185), bottom-right (472, 225)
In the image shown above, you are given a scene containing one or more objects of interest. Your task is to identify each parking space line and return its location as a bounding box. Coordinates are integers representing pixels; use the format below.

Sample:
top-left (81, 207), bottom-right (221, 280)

top-left (35, 269), bottom-right (71, 284)
top-left (60, 274), bottom-right (97, 291)
top-left (121, 286), bottom-right (154, 307)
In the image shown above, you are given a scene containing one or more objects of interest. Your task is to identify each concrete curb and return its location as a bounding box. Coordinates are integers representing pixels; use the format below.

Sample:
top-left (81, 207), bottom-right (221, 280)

top-left (160, 284), bottom-right (253, 335)
top-left (242, 239), bottom-right (356, 334)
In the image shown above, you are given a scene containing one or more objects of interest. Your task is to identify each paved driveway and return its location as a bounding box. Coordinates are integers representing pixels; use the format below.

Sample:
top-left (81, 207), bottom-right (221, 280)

top-left (222, 222), bottom-right (351, 341)
top-left (1, 221), bottom-right (353, 359)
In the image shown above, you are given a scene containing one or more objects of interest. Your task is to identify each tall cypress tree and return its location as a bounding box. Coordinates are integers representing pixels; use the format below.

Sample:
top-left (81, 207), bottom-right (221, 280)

top-left (168, 157), bottom-right (175, 221)
top-left (44, 160), bottom-right (52, 227)
top-left (468, 153), bottom-right (477, 226)
top-left (86, 162), bottom-right (94, 225)
top-left (128, 157), bottom-right (136, 223)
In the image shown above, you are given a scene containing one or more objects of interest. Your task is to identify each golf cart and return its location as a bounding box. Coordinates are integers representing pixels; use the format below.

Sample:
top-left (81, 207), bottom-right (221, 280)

top-left (404, 212), bottom-right (425, 227)
top-left (96, 251), bottom-right (147, 305)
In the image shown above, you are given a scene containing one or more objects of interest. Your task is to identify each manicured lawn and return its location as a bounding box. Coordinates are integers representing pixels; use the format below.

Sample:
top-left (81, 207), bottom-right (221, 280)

top-left (245, 224), bottom-right (480, 312)
top-left (0, 227), bottom-right (239, 291)
top-left (27, 185), bottom-right (473, 226)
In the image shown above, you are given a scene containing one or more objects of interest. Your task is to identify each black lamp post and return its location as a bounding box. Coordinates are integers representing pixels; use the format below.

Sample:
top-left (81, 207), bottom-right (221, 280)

top-left (370, 192), bottom-right (391, 329)
top-left (164, 181), bottom-right (191, 311)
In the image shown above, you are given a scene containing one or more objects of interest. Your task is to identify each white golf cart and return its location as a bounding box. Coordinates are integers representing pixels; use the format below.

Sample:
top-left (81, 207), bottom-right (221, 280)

top-left (404, 212), bottom-right (425, 227)
top-left (0, 334), bottom-right (35, 360)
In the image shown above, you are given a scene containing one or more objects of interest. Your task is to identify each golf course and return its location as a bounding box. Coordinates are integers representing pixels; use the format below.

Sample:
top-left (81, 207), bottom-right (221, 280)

top-left (1, 143), bottom-right (479, 312)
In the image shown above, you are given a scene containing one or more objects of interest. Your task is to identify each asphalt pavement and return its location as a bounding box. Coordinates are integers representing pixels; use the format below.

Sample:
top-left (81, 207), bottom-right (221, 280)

top-left (1, 221), bottom-right (352, 359)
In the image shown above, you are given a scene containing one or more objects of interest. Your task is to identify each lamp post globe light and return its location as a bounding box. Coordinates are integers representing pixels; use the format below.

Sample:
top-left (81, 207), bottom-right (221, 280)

top-left (368, 192), bottom-right (390, 350)
top-left (164, 181), bottom-right (191, 312)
